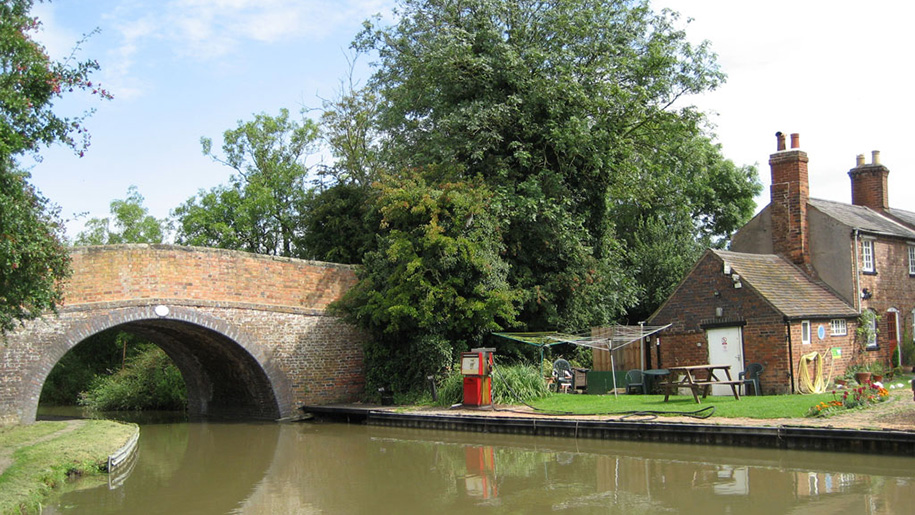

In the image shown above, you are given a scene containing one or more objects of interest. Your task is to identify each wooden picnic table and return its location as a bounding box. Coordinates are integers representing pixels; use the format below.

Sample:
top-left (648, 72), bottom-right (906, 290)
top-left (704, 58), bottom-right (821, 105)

top-left (661, 364), bottom-right (742, 403)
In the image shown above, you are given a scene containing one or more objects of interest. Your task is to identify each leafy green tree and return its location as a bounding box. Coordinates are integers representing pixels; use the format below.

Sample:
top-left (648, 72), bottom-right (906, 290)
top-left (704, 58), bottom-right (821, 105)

top-left (1, 0), bottom-right (111, 157)
top-left (1, 0), bottom-right (109, 332)
top-left (300, 75), bottom-right (385, 264)
top-left (173, 108), bottom-right (318, 257)
top-left (334, 169), bottom-right (520, 391)
top-left (613, 134), bottom-right (761, 321)
top-left (0, 161), bottom-right (70, 332)
top-left (351, 0), bottom-right (756, 329)
top-left (318, 75), bottom-right (384, 189)
top-left (300, 182), bottom-right (378, 264)
top-left (74, 185), bottom-right (167, 245)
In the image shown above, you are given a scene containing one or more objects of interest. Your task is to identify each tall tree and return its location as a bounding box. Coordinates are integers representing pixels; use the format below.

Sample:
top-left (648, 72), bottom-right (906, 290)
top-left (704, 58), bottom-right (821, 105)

top-left (1, 0), bottom-right (109, 332)
top-left (334, 168), bottom-right (519, 391)
top-left (74, 185), bottom-right (167, 245)
top-left (173, 109), bottom-right (318, 257)
top-left (300, 75), bottom-right (385, 264)
top-left (351, 0), bottom-right (758, 330)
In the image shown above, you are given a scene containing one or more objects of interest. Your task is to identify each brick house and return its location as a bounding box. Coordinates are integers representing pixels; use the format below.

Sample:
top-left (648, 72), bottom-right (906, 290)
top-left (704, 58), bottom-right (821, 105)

top-left (648, 133), bottom-right (915, 393)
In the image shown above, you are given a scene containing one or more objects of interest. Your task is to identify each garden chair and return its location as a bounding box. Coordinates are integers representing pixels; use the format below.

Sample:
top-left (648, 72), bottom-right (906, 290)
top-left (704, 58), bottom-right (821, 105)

top-left (740, 363), bottom-right (764, 396)
top-left (552, 359), bottom-right (574, 393)
top-left (626, 369), bottom-right (646, 394)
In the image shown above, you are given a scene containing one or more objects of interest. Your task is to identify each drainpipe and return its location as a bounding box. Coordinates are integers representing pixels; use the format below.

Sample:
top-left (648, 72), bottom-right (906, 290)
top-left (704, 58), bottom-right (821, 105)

top-left (853, 229), bottom-right (862, 313)
top-left (785, 318), bottom-right (795, 393)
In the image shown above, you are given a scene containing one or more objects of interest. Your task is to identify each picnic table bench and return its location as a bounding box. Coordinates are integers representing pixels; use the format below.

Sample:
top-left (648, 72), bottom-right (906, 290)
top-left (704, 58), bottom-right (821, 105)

top-left (660, 364), bottom-right (742, 403)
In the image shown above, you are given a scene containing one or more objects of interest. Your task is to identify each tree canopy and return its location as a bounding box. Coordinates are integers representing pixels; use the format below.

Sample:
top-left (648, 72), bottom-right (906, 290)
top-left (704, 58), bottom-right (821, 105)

top-left (346, 0), bottom-right (760, 335)
top-left (1, 0), bottom-right (108, 332)
top-left (173, 108), bottom-right (319, 257)
top-left (1, 0), bottom-right (110, 157)
top-left (74, 185), bottom-right (167, 245)
top-left (0, 161), bottom-right (69, 332)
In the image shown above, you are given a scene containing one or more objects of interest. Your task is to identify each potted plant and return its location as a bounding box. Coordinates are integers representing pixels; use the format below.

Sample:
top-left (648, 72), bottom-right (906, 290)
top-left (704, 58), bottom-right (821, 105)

top-left (843, 364), bottom-right (867, 385)
top-left (868, 361), bottom-right (885, 383)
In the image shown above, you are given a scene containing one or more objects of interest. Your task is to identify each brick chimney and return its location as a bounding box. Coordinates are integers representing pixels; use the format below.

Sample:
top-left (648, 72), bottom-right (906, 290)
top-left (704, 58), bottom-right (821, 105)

top-left (848, 150), bottom-right (889, 211)
top-left (769, 132), bottom-right (809, 265)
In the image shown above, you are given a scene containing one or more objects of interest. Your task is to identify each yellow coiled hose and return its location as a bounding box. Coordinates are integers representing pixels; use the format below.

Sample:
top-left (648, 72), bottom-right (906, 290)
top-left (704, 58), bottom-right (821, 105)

top-left (797, 351), bottom-right (834, 394)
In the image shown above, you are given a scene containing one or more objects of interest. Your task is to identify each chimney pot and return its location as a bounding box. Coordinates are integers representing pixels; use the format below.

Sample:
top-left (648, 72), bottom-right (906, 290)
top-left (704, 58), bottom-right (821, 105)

top-left (872, 150), bottom-right (880, 165)
top-left (790, 133), bottom-right (800, 149)
top-left (776, 131), bottom-right (786, 151)
top-left (856, 154), bottom-right (865, 167)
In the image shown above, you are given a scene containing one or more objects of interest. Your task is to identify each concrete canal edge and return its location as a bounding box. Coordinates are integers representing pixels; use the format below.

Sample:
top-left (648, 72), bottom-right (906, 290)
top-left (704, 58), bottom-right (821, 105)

top-left (300, 405), bottom-right (915, 457)
top-left (107, 425), bottom-right (140, 488)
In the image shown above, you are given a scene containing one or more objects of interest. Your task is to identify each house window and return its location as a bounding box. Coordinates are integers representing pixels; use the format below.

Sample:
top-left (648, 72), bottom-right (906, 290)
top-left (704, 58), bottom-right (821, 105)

top-left (908, 245), bottom-right (915, 275)
top-left (830, 319), bottom-right (847, 336)
top-left (801, 320), bottom-right (811, 345)
top-left (865, 309), bottom-right (878, 350)
top-left (861, 239), bottom-right (875, 273)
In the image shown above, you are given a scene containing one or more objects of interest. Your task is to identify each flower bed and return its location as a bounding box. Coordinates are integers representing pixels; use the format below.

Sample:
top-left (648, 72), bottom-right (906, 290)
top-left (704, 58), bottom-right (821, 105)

top-left (806, 382), bottom-right (890, 417)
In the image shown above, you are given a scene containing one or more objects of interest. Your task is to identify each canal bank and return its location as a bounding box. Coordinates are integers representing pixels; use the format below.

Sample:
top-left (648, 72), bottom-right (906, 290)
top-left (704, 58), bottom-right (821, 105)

top-left (302, 389), bottom-right (915, 457)
top-left (0, 420), bottom-right (138, 514)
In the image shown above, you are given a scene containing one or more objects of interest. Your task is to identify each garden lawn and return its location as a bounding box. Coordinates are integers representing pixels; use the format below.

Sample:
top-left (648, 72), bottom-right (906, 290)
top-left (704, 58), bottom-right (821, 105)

top-left (529, 392), bottom-right (838, 419)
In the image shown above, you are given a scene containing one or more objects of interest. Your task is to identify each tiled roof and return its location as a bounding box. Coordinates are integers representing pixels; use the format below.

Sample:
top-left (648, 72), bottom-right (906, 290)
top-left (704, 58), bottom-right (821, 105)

top-left (884, 207), bottom-right (915, 230)
top-left (712, 249), bottom-right (857, 319)
top-left (809, 198), bottom-right (915, 239)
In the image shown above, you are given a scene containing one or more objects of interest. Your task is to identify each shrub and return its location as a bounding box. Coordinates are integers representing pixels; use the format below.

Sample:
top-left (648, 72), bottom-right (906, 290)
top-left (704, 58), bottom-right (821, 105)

top-left (900, 334), bottom-right (915, 367)
top-left (79, 344), bottom-right (186, 411)
top-left (433, 362), bottom-right (549, 406)
top-left (364, 333), bottom-right (455, 399)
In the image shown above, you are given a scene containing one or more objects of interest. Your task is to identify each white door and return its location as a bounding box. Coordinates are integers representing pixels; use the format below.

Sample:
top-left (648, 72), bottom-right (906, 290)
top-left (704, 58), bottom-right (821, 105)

top-left (706, 327), bottom-right (745, 396)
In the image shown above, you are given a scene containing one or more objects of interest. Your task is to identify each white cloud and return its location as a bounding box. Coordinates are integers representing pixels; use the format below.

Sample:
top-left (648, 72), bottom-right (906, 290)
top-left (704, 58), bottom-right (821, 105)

top-left (160, 0), bottom-right (388, 57)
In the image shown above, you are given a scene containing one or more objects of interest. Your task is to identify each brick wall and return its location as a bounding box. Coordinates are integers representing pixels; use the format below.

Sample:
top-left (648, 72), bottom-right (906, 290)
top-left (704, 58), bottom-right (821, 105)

top-left (858, 236), bottom-right (915, 366)
top-left (65, 244), bottom-right (358, 310)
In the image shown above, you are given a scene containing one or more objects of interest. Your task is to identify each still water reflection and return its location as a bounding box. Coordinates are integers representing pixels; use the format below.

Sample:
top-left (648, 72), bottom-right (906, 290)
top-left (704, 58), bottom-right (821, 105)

top-left (46, 420), bottom-right (915, 514)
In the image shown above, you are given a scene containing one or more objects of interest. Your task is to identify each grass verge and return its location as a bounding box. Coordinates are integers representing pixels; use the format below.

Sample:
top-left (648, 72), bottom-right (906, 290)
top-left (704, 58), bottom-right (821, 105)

top-left (529, 392), bottom-right (840, 419)
top-left (0, 420), bottom-right (137, 514)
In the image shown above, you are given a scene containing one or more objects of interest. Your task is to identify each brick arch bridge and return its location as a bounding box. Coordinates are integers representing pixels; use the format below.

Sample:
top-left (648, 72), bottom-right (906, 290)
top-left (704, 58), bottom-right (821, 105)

top-left (1, 245), bottom-right (365, 425)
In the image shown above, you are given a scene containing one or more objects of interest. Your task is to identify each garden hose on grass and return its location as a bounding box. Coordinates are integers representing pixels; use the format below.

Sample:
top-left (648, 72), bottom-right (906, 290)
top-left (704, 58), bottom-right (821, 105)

top-left (489, 357), bottom-right (717, 420)
top-left (797, 351), bottom-right (834, 394)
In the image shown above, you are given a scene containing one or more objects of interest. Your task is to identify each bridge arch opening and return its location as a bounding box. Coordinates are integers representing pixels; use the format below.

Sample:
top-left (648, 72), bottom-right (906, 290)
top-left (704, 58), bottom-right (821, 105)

top-left (35, 308), bottom-right (284, 421)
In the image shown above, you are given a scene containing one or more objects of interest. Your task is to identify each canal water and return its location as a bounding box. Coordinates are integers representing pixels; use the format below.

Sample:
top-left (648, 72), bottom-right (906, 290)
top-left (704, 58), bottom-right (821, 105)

top-left (41, 416), bottom-right (915, 514)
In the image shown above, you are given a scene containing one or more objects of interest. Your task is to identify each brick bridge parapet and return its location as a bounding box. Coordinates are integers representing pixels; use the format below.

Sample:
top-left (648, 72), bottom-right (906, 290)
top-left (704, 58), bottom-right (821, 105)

top-left (1, 244), bottom-right (366, 425)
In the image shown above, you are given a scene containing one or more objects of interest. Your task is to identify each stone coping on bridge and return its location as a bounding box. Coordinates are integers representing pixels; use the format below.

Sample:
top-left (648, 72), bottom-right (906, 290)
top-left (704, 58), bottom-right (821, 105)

top-left (70, 244), bottom-right (360, 271)
top-left (56, 298), bottom-right (333, 317)
top-left (300, 404), bottom-right (915, 457)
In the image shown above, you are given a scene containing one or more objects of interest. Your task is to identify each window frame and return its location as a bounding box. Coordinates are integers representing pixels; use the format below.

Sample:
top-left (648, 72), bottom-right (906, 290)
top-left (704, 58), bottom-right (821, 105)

top-left (801, 320), bottom-right (811, 345)
top-left (908, 244), bottom-right (915, 276)
top-left (830, 319), bottom-right (847, 336)
top-left (861, 239), bottom-right (875, 273)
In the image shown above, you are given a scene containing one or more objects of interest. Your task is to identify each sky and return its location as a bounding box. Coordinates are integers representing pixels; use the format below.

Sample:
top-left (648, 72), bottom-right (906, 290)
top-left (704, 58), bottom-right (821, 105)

top-left (22, 0), bottom-right (915, 239)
